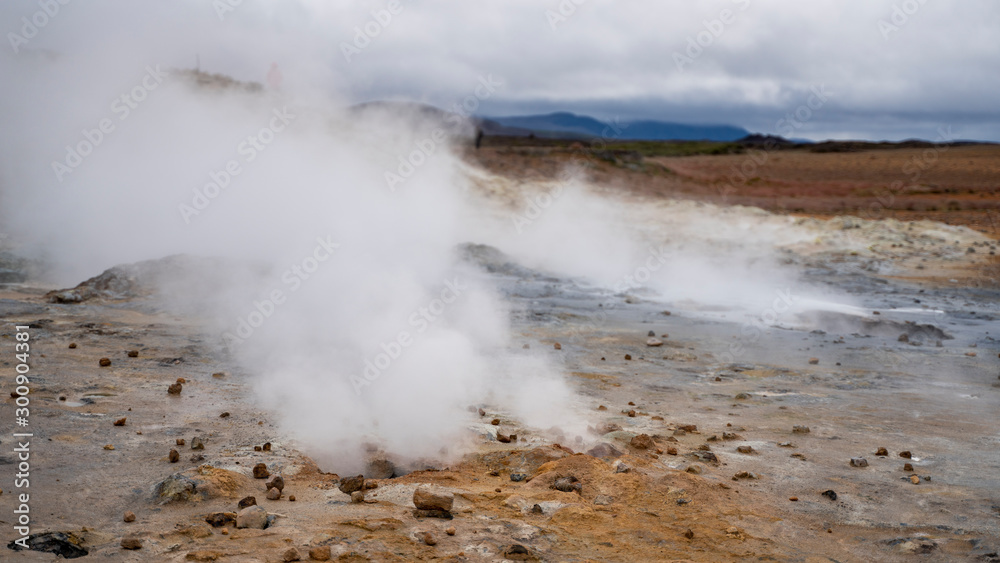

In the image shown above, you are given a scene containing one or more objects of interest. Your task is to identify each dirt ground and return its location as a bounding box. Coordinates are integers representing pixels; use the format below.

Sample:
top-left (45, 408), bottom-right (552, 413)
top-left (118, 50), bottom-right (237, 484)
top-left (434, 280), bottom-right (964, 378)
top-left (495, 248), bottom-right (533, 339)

top-left (1, 142), bottom-right (998, 562)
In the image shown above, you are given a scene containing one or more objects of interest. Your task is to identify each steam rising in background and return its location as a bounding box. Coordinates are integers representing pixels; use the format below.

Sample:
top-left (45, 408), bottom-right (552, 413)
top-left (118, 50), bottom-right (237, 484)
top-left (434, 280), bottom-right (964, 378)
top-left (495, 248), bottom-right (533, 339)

top-left (0, 2), bottom-right (850, 472)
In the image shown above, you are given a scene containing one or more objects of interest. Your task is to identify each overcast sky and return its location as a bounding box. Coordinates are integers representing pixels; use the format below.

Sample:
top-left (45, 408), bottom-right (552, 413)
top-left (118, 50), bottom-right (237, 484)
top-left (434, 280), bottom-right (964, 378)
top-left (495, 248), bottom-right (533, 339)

top-left (4, 0), bottom-right (999, 141)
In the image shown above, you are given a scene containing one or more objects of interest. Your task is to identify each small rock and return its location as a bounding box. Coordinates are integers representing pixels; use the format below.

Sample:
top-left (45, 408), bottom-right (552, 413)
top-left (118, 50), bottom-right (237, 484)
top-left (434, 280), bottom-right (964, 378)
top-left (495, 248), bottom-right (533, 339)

top-left (626, 409), bottom-right (636, 417)
top-left (898, 334), bottom-right (910, 343)
top-left (530, 504), bottom-right (543, 514)
top-left (237, 496), bottom-right (257, 510)
top-left (510, 473), bottom-right (527, 482)
top-left (789, 496), bottom-right (799, 502)
top-left (114, 417), bottom-right (126, 426)
top-left (99, 358), bottom-right (111, 367)
top-left (350, 491), bottom-right (364, 503)
top-left (169, 449), bottom-right (179, 463)
top-left (585, 443), bottom-right (623, 458)
top-left (553, 342), bottom-right (562, 350)
top-left (252, 463), bottom-right (270, 479)
top-left (69, 342), bottom-right (77, 349)
top-left (191, 437), bottom-right (205, 450)
top-left (190, 454), bottom-right (205, 462)
top-left (683, 529), bottom-right (694, 539)
top-left (821, 489), bottom-right (837, 501)
top-left (678, 424), bottom-right (698, 432)
top-left (263, 442), bottom-right (272, 452)
top-left (413, 487), bottom-right (454, 511)
top-left (219, 412), bottom-right (230, 418)
top-left (120, 537), bottom-right (143, 550)
top-left (167, 382), bottom-right (182, 395)
top-left (910, 475), bottom-right (920, 485)
top-left (266, 475), bottom-right (285, 492)
top-left (338, 475), bottom-right (364, 494)
top-left (212, 372), bottom-right (225, 378)
top-left (445, 526), bottom-right (456, 536)
top-left (288, 495), bottom-right (296, 502)
top-left (103, 444), bottom-right (115, 450)
top-left (732, 470), bottom-right (758, 480)
top-left (235, 505), bottom-right (268, 529)
top-left (423, 532), bottom-right (437, 546)
top-left (850, 457), bottom-right (869, 468)
top-left (266, 488), bottom-right (281, 500)
top-left (176, 438), bottom-right (185, 446)
top-left (808, 358), bottom-right (819, 365)
top-left (308, 546), bottom-right (331, 561)
top-left (552, 476), bottom-right (582, 493)
top-left (666, 447), bottom-right (678, 455)
top-left (685, 464), bottom-right (704, 475)
top-left (734, 392), bottom-right (751, 400)
top-left (792, 425), bottom-right (810, 434)
top-left (491, 418), bottom-right (501, 426)
top-left (899, 450), bottom-right (912, 459)
top-left (503, 544), bottom-right (533, 561)
top-left (736, 446), bottom-right (755, 454)
top-left (123, 511), bottom-right (136, 522)
top-left (363, 480), bottom-right (378, 490)
top-left (876, 447), bottom-right (888, 456)
top-left (624, 354), bottom-right (632, 360)
top-left (613, 461), bottom-right (630, 474)
top-left (903, 463), bottom-right (913, 472)
top-left (497, 433), bottom-right (513, 443)
top-left (630, 434), bottom-right (654, 449)
top-left (205, 512), bottom-right (236, 527)
top-left (722, 432), bottom-right (741, 440)
top-left (282, 547), bottom-right (301, 561)
top-left (646, 338), bottom-right (663, 347)
top-left (647, 330), bottom-right (655, 337)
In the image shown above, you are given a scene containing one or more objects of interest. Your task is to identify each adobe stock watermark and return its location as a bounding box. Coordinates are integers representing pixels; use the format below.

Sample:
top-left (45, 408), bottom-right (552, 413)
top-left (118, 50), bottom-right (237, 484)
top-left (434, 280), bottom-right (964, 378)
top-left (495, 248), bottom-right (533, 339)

top-left (51, 65), bottom-right (169, 183)
top-left (545, 0), bottom-right (589, 31)
top-left (717, 288), bottom-right (798, 364)
top-left (7, 0), bottom-right (72, 54)
top-left (179, 106), bottom-right (296, 223)
top-left (717, 84), bottom-right (832, 203)
top-left (340, 1), bottom-right (406, 63)
top-left (221, 235), bottom-right (340, 352)
top-left (878, 0), bottom-right (930, 41)
top-left (384, 74), bottom-right (502, 191)
top-left (351, 278), bottom-right (467, 395)
top-left (673, 0), bottom-right (751, 72)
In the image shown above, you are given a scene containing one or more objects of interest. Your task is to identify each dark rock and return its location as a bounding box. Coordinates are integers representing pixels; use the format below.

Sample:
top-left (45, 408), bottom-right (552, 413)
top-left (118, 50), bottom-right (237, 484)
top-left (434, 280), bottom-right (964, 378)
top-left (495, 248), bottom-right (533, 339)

top-left (688, 451), bottom-right (718, 464)
top-left (120, 537), bottom-right (143, 550)
top-left (282, 547), bottom-right (301, 561)
top-left (338, 475), bottom-right (364, 494)
top-left (630, 434), bottom-right (654, 449)
top-left (821, 489), bottom-right (837, 501)
top-left (205, 512), bottom-right (236, 527)
top-left (792, 425), bottom-right (810, 434)
top-left (899, 450), bottom-right (912, 459)
top-left (114, 418), bottom-right (127, 426)
top-left (876, 447), bottom-right (888, 456)
top-left (123, 511), bottom-right (136, 522)
top-left (266, 475), bottom-right (284, 492)
top-left (7, 531), bottom-right (89, 558)
top-left (191, 437), bottom-right (204, 450)
top-left (99, 358), bottom-right (112, 367)
top-left (413, 509), bottom-right (453, 519)
top-left (624, 354), bottom-right (632, 360)
top-left (252, 463), bottom-right (270, 479)
top-left (510, 473), bottom-right (527, 482)
top-left (154, 474), bottom-right (197, 503)
top-left (350, 491), bottom-right (364, 503)
top-left (903, 463), bottom-right (914, 472)
top-left (850, 457), bottom-right (869, 467)
top-left (262, 442), bottom-right (272, 451)
top-left (127, 350), bottom-right (139, 357)
top-left (167, 382), bottom-right (182, 395)
top-left (736, 446), bottom-right (755, 454)
top-left (585, 443), bottom-right (623, 458)
top-left (530, 504), bottom-right (543, 514)
top-left (237, 496), bottom-right (257, 510)
top-left (552, 476), bottom-right (582, 493)
top-left (422, 532), bottom-right (437, 546)
top-left (503, 544), bottom-right (535, 561)
top-left (169, 449), bottom-right (179, 463)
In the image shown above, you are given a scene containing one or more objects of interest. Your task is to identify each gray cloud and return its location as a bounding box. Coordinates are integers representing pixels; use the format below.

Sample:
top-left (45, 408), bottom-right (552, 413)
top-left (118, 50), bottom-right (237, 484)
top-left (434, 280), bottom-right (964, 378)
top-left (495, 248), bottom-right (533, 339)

top-left (3, 0), bottom-right (998, 140)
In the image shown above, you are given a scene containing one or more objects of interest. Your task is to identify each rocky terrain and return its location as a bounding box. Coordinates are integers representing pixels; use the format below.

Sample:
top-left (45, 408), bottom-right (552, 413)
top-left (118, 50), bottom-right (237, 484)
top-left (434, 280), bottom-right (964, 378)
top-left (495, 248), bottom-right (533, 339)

top-left (1, 144), bottom-right (999, 562)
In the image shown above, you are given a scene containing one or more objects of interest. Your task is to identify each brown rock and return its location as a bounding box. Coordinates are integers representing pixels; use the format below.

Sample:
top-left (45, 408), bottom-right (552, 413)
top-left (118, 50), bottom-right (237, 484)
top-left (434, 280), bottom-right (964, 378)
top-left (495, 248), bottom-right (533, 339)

top-left (266, 488), bottom-right (281, 500)
top-left (630, 434), bottom-right (654, 449)
top-left (235, 505), bottom-right (268, 529)
top-left (503, 544), bottom-right (534, 561)
top-left (99, 357), bottom-right (111, 367)
top-left (553, 342), bottom-right (562, 350)
top-left (850, 457), bottom-right (869, 467)
top-left (876, 447), bottom-right (889, 456)
top-left (736, 446), bottom-right (755, 454)
top-left (666, 447), bottom-right (678, 455)
top-left (127, 350), bottom-right (139, 358)
top-left (191, 437), bottom-right (204, 450)
top-left (552, 476), bottom-right (582, 493)
top-left (899, 450), bottom-right (912, 459)
top-left (808, 357), bottom-right (819, 364)
top-left (253, 463), bottom-right (270, 479)
top-left (491, 418), bottom-right (501, 425)
top-left (185, 551), bottom-right (222, 562)
top-left (478, 408), bottom-right (486, 416)
top-left (169, 449), bottom-right (180, 463)
top-left (338, 475), bottom-right (364, 494)
top-left (910, 474), bottom-right (920, 485)
top-left (792, 425), bottom-right (810, 434)
top-left (120, 537), bottom-right (143, 550)
top-left (262, 442), bottom-right (272, 451)
top-left (237, 496), bottom-right (257, 510)
top-left (350, 490), bottom-right (364, 503)
top-left (167, 382), bottom-right (183, 395)
top-left (288, 495), bottom-right (296, 502)
top-left (176, 377), bottom-right (186, 384)
top-left (903, 463), bottom-right (913, 472)
top-left (585, 443), bottom-right (623, 458)
top-left (445, 526), bottom-right (456, 536)
top-left (626, 409), bottom-right (636, 417)
top-left (413, 487), bottom-right (454, 511)
top-left (308, 546), bottom-right (331, 561)
top-left (624, 354), bottom-right (632, 360)
top-left (423, 532), bottom-right (437, 546)
top-left (114, 417), bottom-right (126, 426)
top-left (266, 475), bottom-right (285, 492)
top-left (219, 412), bottom-right (230, 418)
top-left (678, 424), bottom-right (698, 432)
top-left (497, 433), bottom-right (513, 443)
top-left (68, 342), bottom-right (77, 349)
top-left (283, 547), bottom-right (301, 561)
top-left (683, 529), bottom-right (694, 539)
top-left (205, 512), bottom-right (236, 527)
top-left (176, 438), bottom-right (185, 446)
top-left (123, 511), bottom-right (136, 522)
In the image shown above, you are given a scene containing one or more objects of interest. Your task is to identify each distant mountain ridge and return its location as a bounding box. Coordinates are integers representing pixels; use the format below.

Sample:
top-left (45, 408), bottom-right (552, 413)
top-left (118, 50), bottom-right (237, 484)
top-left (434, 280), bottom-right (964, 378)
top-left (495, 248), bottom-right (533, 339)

top-left (485, 111), bottom-right (750, 141)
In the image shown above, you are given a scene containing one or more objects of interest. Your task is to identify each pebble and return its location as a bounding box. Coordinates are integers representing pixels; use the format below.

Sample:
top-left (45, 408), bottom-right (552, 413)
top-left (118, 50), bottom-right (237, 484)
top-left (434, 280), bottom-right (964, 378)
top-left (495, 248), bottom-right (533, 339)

top-left (99, 358), bottom-right (111, 367)
top-left (253, 463), bottom-right (270, 479)
top-left (205, 512), bottom-right (236, 527)
top-left (282, 547), bottom-right (301, 562)
top-left (497, 433), bottom-right (515, 443)
top-left (821, 490), bottom-right (837, 501)
top-left (736, 446), bottom-right (755, 454)
top-left (308, 546), bottom-right (331, 561)
top-left (686, 464), bottom-right (704, 475)
top-left (666, 447), bottom-right (678, 455)
top-left (850, 457), bottom-right (869, 468)
top-left (510, 473), bottom-right (527, 482)
top-left (169, 449), bottom-right (179, 463)
top-left (732, 471), bottom-right (758, 480)
top-left (503, 545), bottom-right (532, 560)
top-left (190, 454), bottom-right (205, 462)
top-left (103, 444), bottom-right (115, 450)
top-left (127, 350), bottom-right (139, 358)
top-left (614, 461), bottom-right (630, 474)
top-left (68, 343), bottom-right (77, 349)
top-left (123, 511), bottom-right (136, 522)
top-left (219, 412), bottom-right (230, 418)
top-left (167, 382), bottom-right (182, 395)
top-left (120, 537), bottom-right (143, 550)
top-left (263, 442), bottom-right (272, 451)
top-left (910, 475), bottom-right (921, 485)
top-left (237, 496), bottom-right (257, 510)
top-left (446, 526), bottom-right (456, 536)
top-left (647, 330), bottom-right (655, 337)
top-left (236, 505), bottom-right (268, 529)
top-left (350, 491), bottom-right (364, 503)
top-left (646, 338), bottom-right (663, 347)
top-left (683, 529), bottom-right (694, 539)
top-left (478, 408), bottom-right (486, 417)
top-left (789, 497), bottom-right (798, 502)
top-left (531, 504), bottom-right (543, 514)
top-left (552, 476), bottom-right (582, 492)
top-left (876, 447), bottom-right (888, 456)
top-left (113, 417), bottom-right (127, 427)
top-left (553, 342), bottom-right (561, 350)
top-left (423, 532), bottom-right (437, 546)
top-left (491, 418), bottom-right (501, 426)
top-left (176, 438), bottom-right (185, 446)
top-left (289, 495), bottom-right (296, 502)
top-left (266, 488), bottom-right (281, 500)
top-left (792, 426), bottom-right (810, 434)
top-left (191, 437), bottom-right (205, 450)
top-left (734, 393), bottom-right (751, 400)
top-left (808, 358), bottom-right (819, 364)
top-left (627, 410), bottom-right (636, 417)
top-left (899, 450), bottom-right (912, 459)
top-left (413, 487), bottom-right (454, 511)
top-left (624, 354), bottom-right (632, 360)
top-left (903, 463), bottom-right (913, 472)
